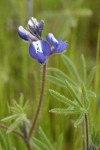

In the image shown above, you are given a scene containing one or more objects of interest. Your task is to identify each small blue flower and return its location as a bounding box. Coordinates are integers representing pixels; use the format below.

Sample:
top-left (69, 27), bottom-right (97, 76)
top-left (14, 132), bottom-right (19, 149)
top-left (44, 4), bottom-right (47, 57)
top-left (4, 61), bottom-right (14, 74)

top-left (29, 40), bottom-right (51, 64)
top-left (46, 33), bottom-right (68, 53)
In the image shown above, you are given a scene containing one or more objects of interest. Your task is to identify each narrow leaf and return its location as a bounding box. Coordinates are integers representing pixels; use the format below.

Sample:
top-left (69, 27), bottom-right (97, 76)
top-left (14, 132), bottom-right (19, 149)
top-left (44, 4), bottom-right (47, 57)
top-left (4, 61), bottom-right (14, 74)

top-left (74, 114), bottom-right (84, 128)
top-left (47, 68), bottom-right (78, 88)
top-left (80, 54), bottom-right (87, 83)
top-left (0, 131), bottom-right (8, 150)
top-left (87, 90), bottom-right (96, 98)
top-left (7, 115), bottom-right (26, 134)
top-left (87, 66), bottom-right (96, 88)
top-left (39, 127), bottom-right (53, 150)
top-left (33, 137), bottom-right (50, 150)
top-left (62, 55), bottom-right (80, 82)
top-left (65, 80), bottom-right (83, 107)
top-left (81, 83), bottom-right (87, 101)
top-left (49, 89), bottom-right (78, 107)
top-left (47, 75), bottom-right (66, 88)
top-left (0, 114), bottom-right (17, 122)
top-left (57, 134), bottom-right (63, 150)
top-left (32, 143), bottom-right (41, 150)
top-left (49, 107), bottom-right (81, 115)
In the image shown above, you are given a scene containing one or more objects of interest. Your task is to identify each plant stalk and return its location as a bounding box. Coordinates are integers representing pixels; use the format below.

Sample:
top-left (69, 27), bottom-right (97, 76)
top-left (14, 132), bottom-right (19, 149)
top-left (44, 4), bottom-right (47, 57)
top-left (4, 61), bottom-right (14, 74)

top-left (85, 114), bottom-right (89, 150)
top-left (28, 63), bottom-right (47, 139)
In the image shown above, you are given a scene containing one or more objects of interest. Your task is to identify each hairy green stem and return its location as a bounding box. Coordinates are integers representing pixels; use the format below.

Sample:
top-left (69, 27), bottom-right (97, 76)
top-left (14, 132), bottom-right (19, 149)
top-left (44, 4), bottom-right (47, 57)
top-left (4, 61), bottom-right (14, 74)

top-left (28, 63), bottom-right (47, 139)
top-left (85, 114), bottom-right (89, 150)
top-left (82, 120), bottom-right (85, 150)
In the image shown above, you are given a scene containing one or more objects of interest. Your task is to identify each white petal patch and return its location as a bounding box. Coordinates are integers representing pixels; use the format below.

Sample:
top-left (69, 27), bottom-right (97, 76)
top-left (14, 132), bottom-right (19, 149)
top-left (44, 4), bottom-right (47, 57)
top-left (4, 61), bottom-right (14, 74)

top-left (28, 20), bottom-right (34, 27)
top-left (18, 26), bottom-right (28, 34)
top-left (28, 17), bottom-right (39, 27)
top-left (33, 41), bottom-right (43, 53)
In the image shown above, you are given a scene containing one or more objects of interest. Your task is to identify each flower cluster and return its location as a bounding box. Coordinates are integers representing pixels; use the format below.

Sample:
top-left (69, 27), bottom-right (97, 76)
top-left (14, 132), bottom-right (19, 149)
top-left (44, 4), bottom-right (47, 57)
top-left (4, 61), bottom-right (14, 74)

top-left (18, 17), bottom-right (68, 64)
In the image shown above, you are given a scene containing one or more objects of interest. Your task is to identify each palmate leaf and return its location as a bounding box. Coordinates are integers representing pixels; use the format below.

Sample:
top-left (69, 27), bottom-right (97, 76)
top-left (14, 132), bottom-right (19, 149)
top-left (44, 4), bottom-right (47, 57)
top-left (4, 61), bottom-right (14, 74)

top-left (47, 68), bottom-right (78, 88)
top-left (49, 89), bottom-right (79, 107)
top-left (62, 55), bottom-right (80, 82)
top-left (38, 127), bottom-right (53, 150)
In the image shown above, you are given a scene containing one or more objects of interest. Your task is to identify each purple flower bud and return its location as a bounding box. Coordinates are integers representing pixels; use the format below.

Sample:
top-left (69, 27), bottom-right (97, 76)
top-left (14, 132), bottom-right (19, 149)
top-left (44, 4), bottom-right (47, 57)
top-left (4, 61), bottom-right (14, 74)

top-left (18, 26), bottom-right (37, 41)
top-left (27, 17), bottom-right (44, 38)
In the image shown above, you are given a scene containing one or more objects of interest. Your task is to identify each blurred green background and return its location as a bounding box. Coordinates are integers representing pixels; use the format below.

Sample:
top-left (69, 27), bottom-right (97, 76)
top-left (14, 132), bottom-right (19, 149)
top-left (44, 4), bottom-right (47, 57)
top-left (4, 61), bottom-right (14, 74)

top-left (0, 0), bottom-right (100, 149)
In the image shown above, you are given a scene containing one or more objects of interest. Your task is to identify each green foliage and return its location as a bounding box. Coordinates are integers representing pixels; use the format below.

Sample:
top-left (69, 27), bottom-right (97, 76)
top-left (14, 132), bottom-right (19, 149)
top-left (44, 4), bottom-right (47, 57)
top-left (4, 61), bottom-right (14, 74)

top-left (0, 94), bottom-right (29, 134)
top-left (0, 0), bottom-right (99, 149)
top-left (0, 131), bottom-right (8, 150)
top-left (32, 127), bottom-right (63, 150)
top-left (91, 129), bottom-right (100, 148)
top-left (48, 55), bottom-right (96, 128)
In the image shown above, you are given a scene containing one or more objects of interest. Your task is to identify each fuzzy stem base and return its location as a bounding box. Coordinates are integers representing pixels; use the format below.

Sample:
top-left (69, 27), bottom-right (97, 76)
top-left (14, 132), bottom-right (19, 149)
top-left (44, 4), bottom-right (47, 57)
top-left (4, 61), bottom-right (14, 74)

top-left (28, 63), bottom-right (46, 140)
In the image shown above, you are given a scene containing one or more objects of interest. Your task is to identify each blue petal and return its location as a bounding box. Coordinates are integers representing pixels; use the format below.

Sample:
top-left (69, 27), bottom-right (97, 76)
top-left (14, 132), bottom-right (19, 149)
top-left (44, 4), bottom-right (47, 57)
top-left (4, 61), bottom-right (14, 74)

top-left (46, 33), bottom-right (58, 48)
top-left (29, 43), bottom-right (37, 59)
top-left (18, 26), bottom-right (37, 41)
top-left (38, 20), bottom-right (44, 36)
top-left (40, 41), bottom-right (51, 56)
top-left (36, 53), bottom-right (46, 64)
top-left (29, 40), bottom-right (48, 64)
top-left (18, 26), bottom-right (29, 41)
top-left (55, 39), bottom-right (68, 53)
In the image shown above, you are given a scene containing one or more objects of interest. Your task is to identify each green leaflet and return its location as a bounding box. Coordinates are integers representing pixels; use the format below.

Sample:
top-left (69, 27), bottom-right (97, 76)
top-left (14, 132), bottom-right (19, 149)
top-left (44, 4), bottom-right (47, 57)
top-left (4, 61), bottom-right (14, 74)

top-left (38, 127), bottom-right (54, 150)
top-left (0, 114), bottom-right (18, 122)
top-left (62, 55), bottom-right (80, 82)
top-left (74, 113), bottom-right (84, 128)
top-left (49, 107), bottom-right (82, 115)
top-left (7, 114), bottom-right (27, 134)
top-left (86, 66), bottom-right (96, 88)
top-left (65, 80), bottom-right (83, 107)
top-left (47, 67), bottom-right (78, 88)
top-left (56, 134), bottom-right (63, 150)
top-left (80, 54), bottom-right (87, 83)
top-left (49, 89), bottom-right (79, 107)
top-left (32, 137), bottom-right (50, 150)
top-left (0, 131), bottom-right (8, 150)
top-left (47, 75), bottom-right (66, 88)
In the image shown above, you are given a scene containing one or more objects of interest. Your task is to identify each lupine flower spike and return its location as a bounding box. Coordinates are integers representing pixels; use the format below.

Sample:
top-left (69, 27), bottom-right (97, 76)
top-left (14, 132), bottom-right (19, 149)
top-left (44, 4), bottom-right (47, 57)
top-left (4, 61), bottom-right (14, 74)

top-left (18, 17), bottom-right (68, 64)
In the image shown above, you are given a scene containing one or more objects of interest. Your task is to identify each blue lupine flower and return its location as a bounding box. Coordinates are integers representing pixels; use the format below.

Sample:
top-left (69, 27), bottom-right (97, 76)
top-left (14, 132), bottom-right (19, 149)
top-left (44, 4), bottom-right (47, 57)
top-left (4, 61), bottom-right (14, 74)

top-left (46, 33), bottom-right (68, 53)
top-left (18, 17), bottom-right (68, 64)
